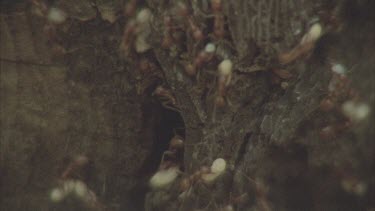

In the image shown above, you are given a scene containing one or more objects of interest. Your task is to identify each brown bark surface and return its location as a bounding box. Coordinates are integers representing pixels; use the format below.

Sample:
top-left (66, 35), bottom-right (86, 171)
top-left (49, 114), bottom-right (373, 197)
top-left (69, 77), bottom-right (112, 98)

top-left (0, 1), bottom-right (374, 211)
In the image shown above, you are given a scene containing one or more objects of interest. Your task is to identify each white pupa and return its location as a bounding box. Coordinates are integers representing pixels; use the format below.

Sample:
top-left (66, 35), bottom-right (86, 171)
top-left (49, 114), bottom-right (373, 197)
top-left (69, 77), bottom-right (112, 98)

top-left (300, 23), bottom-right (323, 45)
top-left (149, 167), bottom-right (179, 189)
top-left (202, 158), bottom-right (227, 183)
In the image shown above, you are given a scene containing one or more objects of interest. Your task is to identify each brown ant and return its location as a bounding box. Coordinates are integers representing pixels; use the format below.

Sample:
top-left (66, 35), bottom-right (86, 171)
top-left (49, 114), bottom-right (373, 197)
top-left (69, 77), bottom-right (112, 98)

top-left (279, 23), bottom-right (323, 65)
top-left (184, 43), bottom-right (216, 76)
top-left (152, 85), bottom-right (180, 112)
top-left (159, 135), bottom-right (184, 170)
top-left (187, 17), bottom-right (204, 41)
top-left (120, 19), bottom-right (137, 55)
top-left (61, 155), bottom-right (89, 179)
top-left (175, 2), bottom-right (204, 41)
top-left (211, 0), bottom-right (225, 39)
top-left (161, 15), bottom-right (176, 48)
top-left (124, 0), bottom-right (137, 17)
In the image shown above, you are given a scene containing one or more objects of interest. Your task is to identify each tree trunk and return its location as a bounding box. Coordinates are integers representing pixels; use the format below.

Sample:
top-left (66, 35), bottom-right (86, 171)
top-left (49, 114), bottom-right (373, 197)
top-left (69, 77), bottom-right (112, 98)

top-left (1, 1), bottom-right (374, 211)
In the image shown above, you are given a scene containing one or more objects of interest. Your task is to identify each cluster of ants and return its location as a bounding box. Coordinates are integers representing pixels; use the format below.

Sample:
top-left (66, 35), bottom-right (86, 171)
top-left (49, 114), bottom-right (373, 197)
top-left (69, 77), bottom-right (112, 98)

top-left (149, 134), bottom-right (234, 209)
top-left (318, 62), bottom-right (369, 140)
top-left (120, 0), bottom-right (236, 111)
top-left (29, 0), bottom-right (327, 112)
top-left (119, 1), bottom-right (355, 210)
top-left (49, 155), bottom-right (104, 210)
top-left (119, 0), bottom-right (336, 117)
top-left (148, 135), bottom-right (274, 211)
top-left (30, 0), bottom-right (370, 209)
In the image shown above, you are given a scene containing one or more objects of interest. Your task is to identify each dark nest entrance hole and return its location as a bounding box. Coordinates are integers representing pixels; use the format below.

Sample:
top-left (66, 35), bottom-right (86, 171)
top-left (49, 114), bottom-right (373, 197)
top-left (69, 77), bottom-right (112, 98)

top-left (141, 101), bottom-right (186, 174)
top-left (126, 85), bottom-right (185, 210)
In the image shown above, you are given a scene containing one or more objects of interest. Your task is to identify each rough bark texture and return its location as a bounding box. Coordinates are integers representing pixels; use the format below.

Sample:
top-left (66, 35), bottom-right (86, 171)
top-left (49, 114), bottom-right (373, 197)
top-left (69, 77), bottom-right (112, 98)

top-left (0, 0), bottom-right (374, 211)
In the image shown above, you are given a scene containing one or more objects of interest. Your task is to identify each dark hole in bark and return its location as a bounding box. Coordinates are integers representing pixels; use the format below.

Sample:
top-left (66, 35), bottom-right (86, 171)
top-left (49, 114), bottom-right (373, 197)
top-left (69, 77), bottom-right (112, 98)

top-left (139, 99), bottom-right (185, 175)
top-left (126, 93), bottom-right (185, 210)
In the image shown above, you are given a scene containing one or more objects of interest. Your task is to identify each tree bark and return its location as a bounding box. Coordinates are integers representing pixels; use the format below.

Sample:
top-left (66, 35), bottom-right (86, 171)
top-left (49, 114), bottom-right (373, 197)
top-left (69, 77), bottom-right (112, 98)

top-left (0, 1), bottom-right (374, 211)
